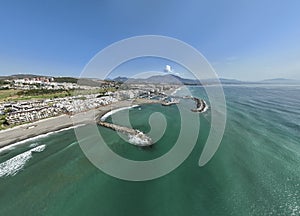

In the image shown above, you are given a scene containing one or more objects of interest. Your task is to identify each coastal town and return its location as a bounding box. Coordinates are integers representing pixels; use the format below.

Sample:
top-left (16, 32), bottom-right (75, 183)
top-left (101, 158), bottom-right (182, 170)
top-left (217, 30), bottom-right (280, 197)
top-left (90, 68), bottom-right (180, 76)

top-left (0, 75), bottom-right (184, 130)
top-left (0, 74), bottom-right (210, 148)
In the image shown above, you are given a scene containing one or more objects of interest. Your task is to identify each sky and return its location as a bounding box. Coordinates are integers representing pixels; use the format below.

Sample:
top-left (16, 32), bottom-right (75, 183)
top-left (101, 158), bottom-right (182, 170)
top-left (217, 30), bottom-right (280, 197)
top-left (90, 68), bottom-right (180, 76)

top-left (0, 0), bottom-right (300, 81)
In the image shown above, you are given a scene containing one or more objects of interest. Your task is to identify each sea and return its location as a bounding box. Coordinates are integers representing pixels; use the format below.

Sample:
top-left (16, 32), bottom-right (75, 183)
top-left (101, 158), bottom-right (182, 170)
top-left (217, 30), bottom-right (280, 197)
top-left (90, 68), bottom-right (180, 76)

top-left (0, 85), bottom-right (299, 216)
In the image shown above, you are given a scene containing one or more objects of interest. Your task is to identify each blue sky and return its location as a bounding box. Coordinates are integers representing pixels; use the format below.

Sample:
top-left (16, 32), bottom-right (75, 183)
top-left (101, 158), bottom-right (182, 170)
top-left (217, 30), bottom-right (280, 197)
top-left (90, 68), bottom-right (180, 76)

top-left (0, 0), bottom-right (299, 81)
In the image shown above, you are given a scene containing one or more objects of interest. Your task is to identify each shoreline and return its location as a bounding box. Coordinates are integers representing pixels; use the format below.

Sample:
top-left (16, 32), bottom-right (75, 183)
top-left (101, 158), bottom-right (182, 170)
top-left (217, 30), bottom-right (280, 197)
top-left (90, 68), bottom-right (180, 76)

top-left (0, 124), bottom-right (85, 153)
top-left (100, 105), bottom-right (139, 121)
top-left (0, 86), bottom-right (189, 150)
top-left (0, 114), bottom-right (75, 149)
top-left (0, 100), bottom-right (140, 149)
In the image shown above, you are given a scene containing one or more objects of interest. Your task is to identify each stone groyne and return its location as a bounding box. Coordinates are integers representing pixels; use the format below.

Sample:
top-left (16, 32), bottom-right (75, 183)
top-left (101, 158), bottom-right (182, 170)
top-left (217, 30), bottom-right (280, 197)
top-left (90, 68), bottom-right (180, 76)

top-left (96, 98), bottom-right (180, 147)
top-left (96, 96), bottom-right (207, 147)
top-left (97, 120), bottom-right (153, 146)
top-left (163, 95), bottom-right (209, 112)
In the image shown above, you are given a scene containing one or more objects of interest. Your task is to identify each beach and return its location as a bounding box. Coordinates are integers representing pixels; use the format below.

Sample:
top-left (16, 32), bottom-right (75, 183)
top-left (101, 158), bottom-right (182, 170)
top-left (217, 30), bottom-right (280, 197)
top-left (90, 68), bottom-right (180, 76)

top-left (0, 100), bottom-right (133, 149)
top-left (0, 115), bottom-right (74, 149)
top-left (0, 99), bottom-right (157, 149)
top-left (0, 86), bottom-right (183, 149)
top-left (1, 86), bottom-right (300, 216)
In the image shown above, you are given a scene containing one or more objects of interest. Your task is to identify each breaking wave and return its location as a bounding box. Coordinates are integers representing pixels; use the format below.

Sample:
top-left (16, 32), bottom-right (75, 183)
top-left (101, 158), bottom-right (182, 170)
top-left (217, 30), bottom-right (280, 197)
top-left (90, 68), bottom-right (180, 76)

top-left (0, 144), bottom-right (46, 177)
top-left (0, 124), bottom-right (85, 154)
top-left (128, 134), bottom-right (152, 146)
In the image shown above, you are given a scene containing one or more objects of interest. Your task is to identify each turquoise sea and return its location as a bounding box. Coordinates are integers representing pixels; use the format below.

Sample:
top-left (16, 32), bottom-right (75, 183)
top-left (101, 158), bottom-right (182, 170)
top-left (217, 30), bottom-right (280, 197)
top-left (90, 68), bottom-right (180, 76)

top-left (0, 85), bottom-right (299, 216)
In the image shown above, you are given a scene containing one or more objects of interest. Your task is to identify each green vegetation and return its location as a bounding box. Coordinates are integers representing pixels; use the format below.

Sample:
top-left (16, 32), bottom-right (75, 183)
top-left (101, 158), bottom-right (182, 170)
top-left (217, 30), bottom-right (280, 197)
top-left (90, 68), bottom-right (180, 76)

top-left (101, 87), bottom-right (117, 93)
top-left (0, 89), bottom-right (21, 101)
top-left (0, 114), bottom-right (9, 130)
top-left (54, 77), bottom-right (78, 83)
top-left (0, 80), bottom-right (10, 85)
top-left (0, 87), bottom-right (118, 102)
top-left (17, 89), bottom-right (71, 96)
top-left (0, 89), bottom-right (69, 102)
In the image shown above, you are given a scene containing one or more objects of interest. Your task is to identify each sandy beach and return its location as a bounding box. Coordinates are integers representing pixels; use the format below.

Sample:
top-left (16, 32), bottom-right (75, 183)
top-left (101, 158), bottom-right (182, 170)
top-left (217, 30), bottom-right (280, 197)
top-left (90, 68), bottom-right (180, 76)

top-left (0, 86), bottom-right (182, 149)
top-left (0, 115), bottom-right (74, 149)
top-left (0, 100), bottom-right (135, 149)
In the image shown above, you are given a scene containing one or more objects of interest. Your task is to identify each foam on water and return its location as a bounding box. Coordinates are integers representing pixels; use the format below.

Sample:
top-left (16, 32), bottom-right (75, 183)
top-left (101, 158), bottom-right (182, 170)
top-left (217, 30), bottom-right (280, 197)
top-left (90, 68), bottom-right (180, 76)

top-left (170, 86), bottom-right (183, 96)
top-left (100, 105), bottom-right (139, 121)
top-left (31, 144), bottom-right (46, 153)
top-left (1, 86), bottom-right (299, 215)
top-left (29, 143), bottom-right (39, 148)
top-left (0, 144), bottom-right (46, 177)
top-left (201, 100), bottom-right (209, 112)
top-left (0, 124), bottom-right (85, 153)
top-left (127, 134), bottom-right (151, 146)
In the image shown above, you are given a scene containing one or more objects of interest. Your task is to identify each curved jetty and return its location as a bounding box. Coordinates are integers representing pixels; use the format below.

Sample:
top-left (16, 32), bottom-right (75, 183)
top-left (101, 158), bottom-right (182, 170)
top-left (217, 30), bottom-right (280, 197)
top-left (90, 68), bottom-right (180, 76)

top-left (96, 98), bottom-right (180, 147)
top-left (96, 95), bottom-right (207, 147)
top-left (191, 97), bottom-right (208, 113)
top-left (163, 95), bottom-right (209, 112)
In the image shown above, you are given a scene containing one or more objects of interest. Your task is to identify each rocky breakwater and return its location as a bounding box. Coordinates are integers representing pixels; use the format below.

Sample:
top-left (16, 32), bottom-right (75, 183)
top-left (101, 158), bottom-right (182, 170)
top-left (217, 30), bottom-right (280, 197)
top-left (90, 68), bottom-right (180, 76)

top-left (191, 97), bottom-right (208, 113)
top-left (97, 120), bottom-right (153, 147)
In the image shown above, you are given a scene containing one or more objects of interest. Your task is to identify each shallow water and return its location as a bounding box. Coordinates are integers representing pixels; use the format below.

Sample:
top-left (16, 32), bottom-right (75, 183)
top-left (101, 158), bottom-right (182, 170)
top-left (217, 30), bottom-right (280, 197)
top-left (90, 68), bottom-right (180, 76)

top-left (0, 85), bottom-right (299, 216)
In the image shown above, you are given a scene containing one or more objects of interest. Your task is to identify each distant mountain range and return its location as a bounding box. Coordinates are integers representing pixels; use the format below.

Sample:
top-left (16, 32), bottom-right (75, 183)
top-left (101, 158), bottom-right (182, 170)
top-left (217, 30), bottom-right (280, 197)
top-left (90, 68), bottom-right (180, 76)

top-left (112, 74), bottom-right (250, 85)
top-left (0, 74), bottom-right (42, 80)
top-left (1, 74), bottom-right (299, 85)
top-left (112, 74), bottom-right (300, 85)
top-left (0, 74), bottom-right (107, 87)
top-left (112, 74), bottom-right (200, 85)
top-left (260, 78), bottom-right (300, 84)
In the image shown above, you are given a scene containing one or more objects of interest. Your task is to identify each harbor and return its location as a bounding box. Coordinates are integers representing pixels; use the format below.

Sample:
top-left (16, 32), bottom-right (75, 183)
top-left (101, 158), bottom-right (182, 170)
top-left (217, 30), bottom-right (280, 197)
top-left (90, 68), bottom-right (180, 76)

top-left (96, 95), bottom-right (208, 147)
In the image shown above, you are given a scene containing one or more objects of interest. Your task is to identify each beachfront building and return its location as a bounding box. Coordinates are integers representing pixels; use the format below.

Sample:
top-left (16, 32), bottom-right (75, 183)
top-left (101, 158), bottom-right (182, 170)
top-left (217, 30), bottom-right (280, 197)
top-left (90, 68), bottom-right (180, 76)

top-left (1, 94), bottom-right (118, 125)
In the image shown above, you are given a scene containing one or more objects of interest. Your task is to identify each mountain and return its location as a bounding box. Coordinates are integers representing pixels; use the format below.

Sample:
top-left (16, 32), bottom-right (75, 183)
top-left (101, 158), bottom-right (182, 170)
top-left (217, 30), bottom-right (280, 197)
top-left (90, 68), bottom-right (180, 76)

top-left (261, 78), bottom-right (300, 84)
top-left (0, 74), bottom-right (45, 80)
top-left (112, 74), bottom-right (252, 85)
top-left (111, 76), bottom-right (129, 83)
top-left (2, 74), bottom-right (298, 86)
top-left (112, 74), bottom-right (300, 85)
top-left (0, 74), bottom-right (109, 87)
top-left (137, 74), bottom-right (200, 85)
top-left (112, 74), bottom-right (199, 85)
